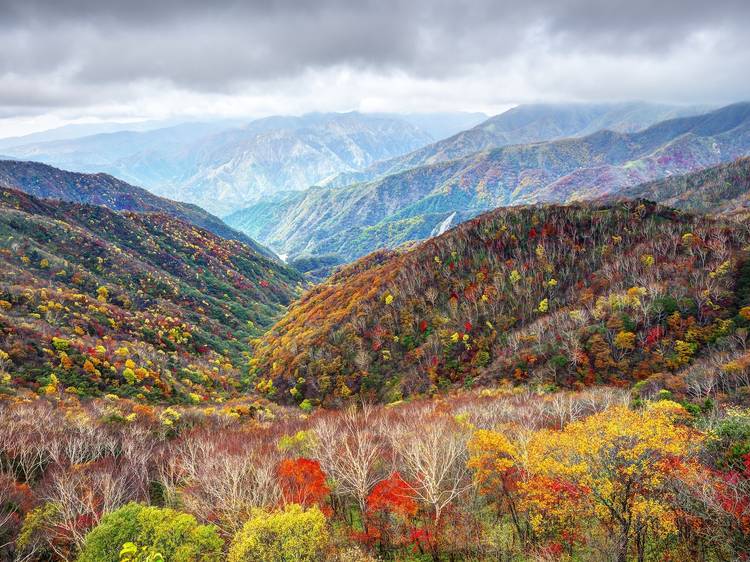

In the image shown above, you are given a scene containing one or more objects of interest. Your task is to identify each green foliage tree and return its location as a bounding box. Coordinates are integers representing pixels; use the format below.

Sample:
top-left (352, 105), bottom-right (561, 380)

top-left (76, 503), bottom-right (223, 562)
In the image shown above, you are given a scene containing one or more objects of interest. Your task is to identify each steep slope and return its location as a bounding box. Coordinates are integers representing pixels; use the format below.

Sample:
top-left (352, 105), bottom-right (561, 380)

top-left (0, 187), bottom-right (303, 402)
top-left (617, 156), bottom-right (750, 213)
top-left (249, 200), bottom-right (749, 407)
top-left (3, 113), bottom-right (434, 215)
top-left (0, 159), bottom-right (275, 257)
top-left (324, 102), bottom-right (710, 188)
top-left (228, 102), bottom-right (750, 262)
top-left (223, 191), bottom-right (307, 247)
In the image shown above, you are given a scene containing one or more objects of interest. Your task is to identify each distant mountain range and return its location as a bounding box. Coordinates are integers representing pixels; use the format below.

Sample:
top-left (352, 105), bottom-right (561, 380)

top-left (322, 102), bottom-right (711, 188)
top-left (0, 159), bottom-right (275, 258)
top-left (0, 112), bottom-right (473, 215)
top-left (0, 118), bottom-right (193, 150)
top-left (226, 102), bottom-right (750, 262)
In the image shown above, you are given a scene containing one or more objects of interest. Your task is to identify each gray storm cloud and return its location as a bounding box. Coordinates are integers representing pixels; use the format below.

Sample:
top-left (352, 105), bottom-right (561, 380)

top-left (0, 0), bottom-right (749, 126)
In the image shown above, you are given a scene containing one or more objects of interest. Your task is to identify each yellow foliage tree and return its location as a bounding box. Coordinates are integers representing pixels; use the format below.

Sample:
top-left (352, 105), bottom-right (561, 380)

top-left (528, 401), bottom-right (700, 562)
top-left (469, 402), bottom-right (702, 561)
top-left (227, 504), bottom-right (328, 562)
top-left (614, 330), bottom-right (636, 350)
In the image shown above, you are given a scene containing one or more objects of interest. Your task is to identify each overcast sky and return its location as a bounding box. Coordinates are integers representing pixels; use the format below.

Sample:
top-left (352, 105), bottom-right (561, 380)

top-left (1, 0), bottom-right (749, 137)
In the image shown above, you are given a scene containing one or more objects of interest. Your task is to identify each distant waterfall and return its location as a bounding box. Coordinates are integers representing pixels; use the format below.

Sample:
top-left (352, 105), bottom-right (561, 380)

top-left (430, 211), bottom-right (456, 237)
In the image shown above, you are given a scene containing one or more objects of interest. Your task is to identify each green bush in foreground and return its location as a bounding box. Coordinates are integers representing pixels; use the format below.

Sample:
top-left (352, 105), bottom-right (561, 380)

top-left (77, 502), bottom-right (223, 562)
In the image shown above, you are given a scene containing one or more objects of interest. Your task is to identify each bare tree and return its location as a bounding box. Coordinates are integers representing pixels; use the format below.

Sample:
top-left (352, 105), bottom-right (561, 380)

top-left (0, 402), bottom-right (56, 483)
top-left (0, 472), bottom-right (18, 553)
top-left (313, 404), bottom-right (385, 517)
top-left (388, 408), bottom-right (472, 526)
top-left (546, 392), bottom-right (585, 429)
top-left (42, 457), bottom-right (141, 559)
top-left (178, 430), bottom-right (281, 534)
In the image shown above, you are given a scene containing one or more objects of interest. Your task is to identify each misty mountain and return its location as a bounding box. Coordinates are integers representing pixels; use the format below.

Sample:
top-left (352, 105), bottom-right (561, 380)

top-left (0, 119), bottom-right (195, 150)
top-left (225, 103), bottom-right (750, 263)
top-left (323, 102), bottom-right (711, 188)
top-left (382, 111), bottom-right (488, 140)
top-left (1, 112), bottom-right (438, 215)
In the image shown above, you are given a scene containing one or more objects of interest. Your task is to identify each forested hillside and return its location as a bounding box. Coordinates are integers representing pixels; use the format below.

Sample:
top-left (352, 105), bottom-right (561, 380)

top-left (0, 187), bottom-right (302, 402)
top-left (250, 200), bottom-right (750, 407)
top-left (0, 159), bottom-right (273, 255)
top-left (619, 156), bottom-right (750, 213)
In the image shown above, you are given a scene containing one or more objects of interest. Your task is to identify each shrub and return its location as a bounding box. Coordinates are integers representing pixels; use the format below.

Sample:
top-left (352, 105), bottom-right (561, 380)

top-left (228, 504), bottom-right (328, 562)
top-left (77, 503), bottom-right (223, 562)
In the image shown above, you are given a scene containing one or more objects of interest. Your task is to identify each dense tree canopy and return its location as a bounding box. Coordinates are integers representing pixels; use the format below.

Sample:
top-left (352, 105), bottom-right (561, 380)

top-left (227, 504), bottom-right (329, 562)
top-left (251, 201), bottom-right (749, 407)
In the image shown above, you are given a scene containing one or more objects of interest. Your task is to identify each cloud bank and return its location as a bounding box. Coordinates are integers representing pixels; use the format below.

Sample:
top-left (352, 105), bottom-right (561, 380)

top-left (1, 0), bottom-right (749, 135)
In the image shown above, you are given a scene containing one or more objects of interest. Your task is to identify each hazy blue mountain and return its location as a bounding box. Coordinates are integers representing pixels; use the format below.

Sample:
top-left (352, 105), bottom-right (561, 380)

top-left (0, 159), bottom-right (277, 258)
top-left (0, 119), bottom-right (195, 150)
top-left (2, 112), bottom-right (434, 215)
top-left (225, 103), bottom-right (750, 263)
top-left (148, 113), bottom-right (434, 215)
top-left (323, 102), bottom-right (712, 188)
top-left (382, 112), bottom-right (488, 140)
top-left (1, 122), bottom-right (231, 180)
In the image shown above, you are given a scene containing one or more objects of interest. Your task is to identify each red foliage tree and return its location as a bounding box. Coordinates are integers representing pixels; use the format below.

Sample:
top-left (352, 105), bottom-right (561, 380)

top-left (367, 472), bottom-right (418, 518)
top-left (361, 472), bottom-right (419, 553)
top-left (276, 457), bottom-right (330, 509)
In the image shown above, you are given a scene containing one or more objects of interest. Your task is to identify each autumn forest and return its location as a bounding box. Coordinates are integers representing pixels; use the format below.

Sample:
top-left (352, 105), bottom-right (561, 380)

top-left (1, 11), bottom-right (750, 556)
top-left (2, 177), bottom-right (750, 560)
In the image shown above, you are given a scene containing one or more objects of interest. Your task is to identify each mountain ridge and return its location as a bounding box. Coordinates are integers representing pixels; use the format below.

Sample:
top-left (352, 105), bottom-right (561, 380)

top-left (1, 113), bottom-right (438, 215)
top-left (226, 102), bottom-right (750, 262)
top-left (615, 156), bottom-right (750, 213)
top-left (322, 101), bottom-right (713, 188)
top-left (0, 159), bottom-right (277, 258)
